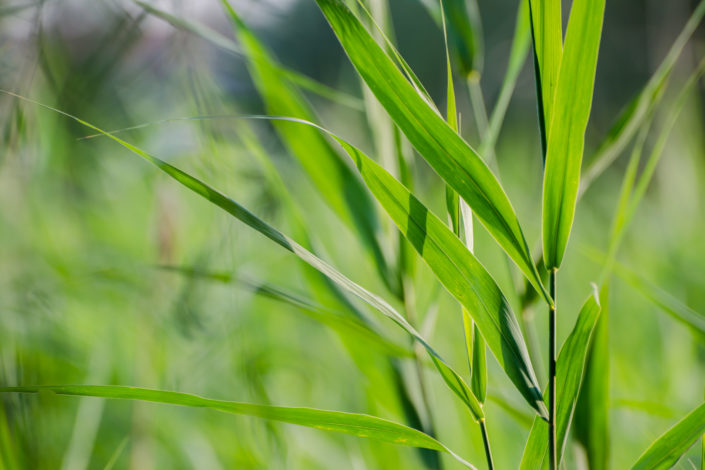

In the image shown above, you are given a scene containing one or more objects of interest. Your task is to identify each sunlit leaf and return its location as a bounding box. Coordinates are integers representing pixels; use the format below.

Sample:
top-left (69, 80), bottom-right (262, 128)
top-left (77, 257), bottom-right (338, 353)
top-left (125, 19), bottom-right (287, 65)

top-left (0, 385), bottom-right (475, 468)
top-left (314, 0), bottom-right (550, 306)
top-left (541, 0), bottom-right (605, 269)
top-left (520, 290), bottom-right (601, 469)
top-left (631, 401), bottom-right (705, 470)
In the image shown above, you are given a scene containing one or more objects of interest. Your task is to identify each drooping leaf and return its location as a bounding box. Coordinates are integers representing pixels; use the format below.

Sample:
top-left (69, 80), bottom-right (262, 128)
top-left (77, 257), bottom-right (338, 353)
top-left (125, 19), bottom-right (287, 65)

top-left (326, 127), bottom-right (546, 418)
top-left (519, 290), bottom-right (601, 469)
top-left (574, 285), bottom-right (611, 470)
top-left (440, 5), bottom-right (486, 407)
top-left (541, 0), bottom-right (605, 269)
top-left (0, 385), bottom-right (475, 468)
top-left (631, 401), bottom-right (705, 470)
top-left (314, 0), bottom-right (551, 306)
top-left (220, 1), bottom-right (396, 295)
top-left (6, 92), bottom-right (485, 424)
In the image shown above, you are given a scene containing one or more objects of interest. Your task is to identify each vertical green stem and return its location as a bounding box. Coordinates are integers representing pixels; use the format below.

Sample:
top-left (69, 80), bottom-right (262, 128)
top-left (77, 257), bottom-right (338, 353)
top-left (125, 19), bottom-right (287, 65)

top-left (548, 268), bottom-right (558, 470)
top-left (479, 418), bottom-right (495, 470)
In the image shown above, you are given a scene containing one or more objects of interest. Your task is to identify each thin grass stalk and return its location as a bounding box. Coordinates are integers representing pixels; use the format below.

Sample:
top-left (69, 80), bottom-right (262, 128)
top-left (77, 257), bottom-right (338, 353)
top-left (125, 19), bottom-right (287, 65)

top-left (479, 418), bottom-right (495, 470)
top-left (548, 268), bottom-right (557, 470)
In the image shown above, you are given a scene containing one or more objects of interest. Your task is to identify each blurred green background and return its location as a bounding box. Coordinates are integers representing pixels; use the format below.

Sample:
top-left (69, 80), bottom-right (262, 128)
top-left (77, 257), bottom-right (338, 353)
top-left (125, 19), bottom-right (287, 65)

top-left (1, 0), bottom-right (704, 468)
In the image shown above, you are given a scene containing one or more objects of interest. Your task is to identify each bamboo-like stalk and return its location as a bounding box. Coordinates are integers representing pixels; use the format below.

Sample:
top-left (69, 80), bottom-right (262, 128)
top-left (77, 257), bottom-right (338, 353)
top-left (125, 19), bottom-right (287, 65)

top-left (479, 418), bottom-right (495, 470)
top-left (548, 268), bottom-right (558, 470)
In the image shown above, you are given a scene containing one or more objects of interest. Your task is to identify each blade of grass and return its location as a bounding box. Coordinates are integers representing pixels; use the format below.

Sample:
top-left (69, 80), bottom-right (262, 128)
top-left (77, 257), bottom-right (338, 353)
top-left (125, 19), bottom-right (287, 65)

top-left (574, 285), bottom-right (610, 470)
top-left (519, 289), bottom-right (601, 469)
top-left (0, 385), bottom-right (476, 468)
top-left (326, 123), bottom-right (546, 419)
top-left (631, 401), bottom-right (705, 470)
top-left (315, 0), bottom-right (551, 307)
top-left (541, 0), bottom-right (605, 270)
top-left (6, 91), bottom-right (486, 424)
top-left (440, 6), bottom-right (492, 466)
top-left (220, 2), bottom-right (397, 296)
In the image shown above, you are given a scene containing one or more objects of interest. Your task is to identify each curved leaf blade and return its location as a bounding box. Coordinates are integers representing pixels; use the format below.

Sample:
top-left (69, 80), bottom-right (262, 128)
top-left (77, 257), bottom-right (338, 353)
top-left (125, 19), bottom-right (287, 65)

top-left (541, 0), bottom-right (605, 269)
top-left (5, 92), bottom-right (485, 424)
top-left (314, 0), bottom-right (550, 306)
top-left (632, 402), bottom-right (705, 470)
top-left (220, 2), bottom-right (395, 295)
top-left (0, 385), bottom-right (475, 468)
top-left (328, 131), bottom-right (546, 418)
top-left (520, 290), bottom-right (601, 469)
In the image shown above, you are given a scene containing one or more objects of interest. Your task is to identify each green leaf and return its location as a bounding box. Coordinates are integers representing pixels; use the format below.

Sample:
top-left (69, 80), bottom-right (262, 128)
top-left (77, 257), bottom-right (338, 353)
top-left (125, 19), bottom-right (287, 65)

top-left (519, 290), bottom-right (601, 469)
top-left (442, 0), bottom-right (483, 78)
top-left (528, 0), bottom-right (562, 130)
top-left (327, 128), bottom-right (546, 418)
top-left (581, 0), bottom-right (705, 193)
top-left (220, 1), bottom-right (396, 296)
top-left (469, 322), bottom-right (487, 404)
top-left (631, 401), bottom-right (705, 470)
top-left (574, 285), bottom-right (610, 470)
top-left (541, 0), bottom-right (605, 269)
top-left (314, 0), bottom-right (551, 306)
top-left (0, 385), bottom-right (475, 468)
top-left (6, 91), bottom-right (485, 424)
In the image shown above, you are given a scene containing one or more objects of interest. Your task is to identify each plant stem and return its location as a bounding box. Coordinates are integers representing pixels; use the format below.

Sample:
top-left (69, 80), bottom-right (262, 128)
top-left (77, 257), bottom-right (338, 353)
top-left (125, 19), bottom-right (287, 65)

top-left (548, 268), bottom-right (558, 470)
top-left (479, 418), bottom-right (495, 470)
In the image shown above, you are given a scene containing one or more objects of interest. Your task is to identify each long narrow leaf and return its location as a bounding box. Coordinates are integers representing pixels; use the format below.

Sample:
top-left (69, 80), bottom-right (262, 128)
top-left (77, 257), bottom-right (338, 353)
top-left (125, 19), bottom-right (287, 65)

top-left (5, 92), bottom-right (485, 423)
top-left (328, 127), bottom-right (546, 418)
top-left (574, 285), bottom-right (611, 469)
top-left (519, 290), bottom-right (601, 469)
top-left (0, 385), bottom-right (475, 468)
top-left (220, 2), bottom-right (396, 295)
top-left (631, 401), bottom-right (705, 470)
top-left (541, 0), bottom-right (605, 269)
top-left (314, 0), bottom-right (551, 306)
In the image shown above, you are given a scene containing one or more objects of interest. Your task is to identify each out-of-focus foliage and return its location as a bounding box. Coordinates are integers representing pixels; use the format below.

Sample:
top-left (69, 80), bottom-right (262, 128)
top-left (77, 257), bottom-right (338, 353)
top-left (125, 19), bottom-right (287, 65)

top-left (1, 0), bottom-right (704, 469)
